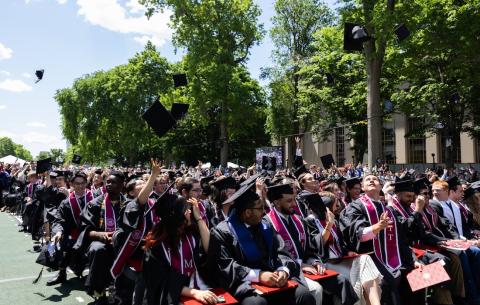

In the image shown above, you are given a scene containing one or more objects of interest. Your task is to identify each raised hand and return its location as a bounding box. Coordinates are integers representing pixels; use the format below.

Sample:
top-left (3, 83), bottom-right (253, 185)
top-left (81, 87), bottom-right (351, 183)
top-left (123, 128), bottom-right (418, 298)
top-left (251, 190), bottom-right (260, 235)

top-left (150, 158), bottom-right (163, 175)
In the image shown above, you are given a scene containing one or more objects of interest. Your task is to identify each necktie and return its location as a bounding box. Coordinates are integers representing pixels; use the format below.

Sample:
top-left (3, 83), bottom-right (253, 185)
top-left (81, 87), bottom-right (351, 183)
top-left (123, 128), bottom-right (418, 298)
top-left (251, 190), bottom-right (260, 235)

top-left (446, 201), bottom-right (458, 228)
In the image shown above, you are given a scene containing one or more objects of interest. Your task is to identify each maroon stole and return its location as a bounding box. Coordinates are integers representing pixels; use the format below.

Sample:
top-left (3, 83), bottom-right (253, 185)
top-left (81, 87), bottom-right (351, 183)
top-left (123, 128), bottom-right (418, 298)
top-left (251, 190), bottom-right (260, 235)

top-left (390, 195), bottom-right (410, 218)
top-left (197, 201), bottom-right (209, 227)
top-left (266, 208), bottom-right (305, 260)
top-left (27, 180), bottom-right (40, 198)
top-left (147, 198), bottom-right (160, 224)
top-left (360, 195), bottom-right (401, 272)
top-left (456, 201), bottom-right (469, 220)
top-left (99, 193), bottom-right (118, 232)
top-left (312, 217), bottom-right (343, 258)
top-left (68, 190), bottom-right (93, 240)
top-left (162, 234), bottom-right (196, 278)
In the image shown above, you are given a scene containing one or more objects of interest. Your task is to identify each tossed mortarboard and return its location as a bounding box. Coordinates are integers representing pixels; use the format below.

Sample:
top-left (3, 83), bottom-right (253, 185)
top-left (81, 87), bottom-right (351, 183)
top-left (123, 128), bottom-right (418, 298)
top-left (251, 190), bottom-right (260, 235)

top-left (212, 176), bottom-right (237, 191)
top-left (345, 177), bottom-right (361, 189)
top-left (447, 176), bottom-right (461, 190)
top-left (344, 23), bottom-right (370, 51)
top-left (72, 154), bottom-right (82, 165)
top-left (394, 180), bottom-right (415, 193)
top-left (395, 23), bottom-right (410, 42)
top-left (35, 69), bottom-right (44, 83)
top-left (142, 100), bottom-right (176, 138)
top-left (262, 156), bottom-right (277, 171)
top-left (171, 103), bottom-right (189, 121)
top-left (320, 154), bottom-right (335, 169)
top-left (172, 73), bottom-right (188, 88)
top-left (36, 157), bottom-right (52, 174)
top-left (326, 73), bottom-right (334, 85)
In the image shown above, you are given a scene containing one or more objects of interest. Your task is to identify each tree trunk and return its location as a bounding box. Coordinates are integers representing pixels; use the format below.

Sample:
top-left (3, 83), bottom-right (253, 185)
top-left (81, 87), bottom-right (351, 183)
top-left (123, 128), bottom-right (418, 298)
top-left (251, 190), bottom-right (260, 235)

top-left (366, 58), bottom-right (383, 167)
top-left (220, 100), bottom-right (228, 167)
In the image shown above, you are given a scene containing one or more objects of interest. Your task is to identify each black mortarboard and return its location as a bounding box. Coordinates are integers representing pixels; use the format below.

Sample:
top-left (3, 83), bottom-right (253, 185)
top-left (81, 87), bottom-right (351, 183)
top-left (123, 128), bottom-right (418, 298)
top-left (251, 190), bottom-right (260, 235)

top-left (35, 69), bottom-right (44, 83)
top-left (320, 154), bottom-right (335, 169)
top-left (146, 181), bottom-right (176, 216)
top-left (35, 243), bottom-right (62, 270)
top-left (447, 176), bottom-right (461, 190)
top-left (302, 193), bottom-right (326, 219)
top-left (320, 195), bottom-right (335, 210)
top-left (326, 73), bottom-right (334, 85)
top-left (53, 170), bottom-right (66, 178)
top-left (212, 176), bottom-right (237, 191)
top-left (142, 101), bottom-right (176, 138)
top-left (395, 23), bottom-right (410, 42)
top-left (344, 23), bottom-right (369, 51)
top-left (394, 180), bottom-right (415, 193)
top-left (294, 165), bottom-right (308, 179)
top-left (170, 103), bottom-right (189, 121)
top-left (267, 183), bottom-right (293, 202)
top-left (49, 171), bottom-right (58, 178)
top-left (72, 154), bottom-right (82, 165)
top-left (464, 185), bottom-right (480, 200)
top-left (335, 176), bottom-right (346, 186)
top-left (172, 73), bottom-right (188, 88)
top-left (36, 158), bottom-right (52, 174)
top-left (413, 177), bottom-right (430, 194)
top-left (262, 156), bottom-right (277, 171)
top-left (345, 177), bottom-right (361, 189)
top-left (94, 169), bottom-right (103, 175)
top-left (239, 173), bottom-right (261, 188)
top-left (222, 182), bottom-right (259, 210)
top-left (200, 175), bottom-right (215, 195)
top-left (155, 193), bottom-right (182, 219)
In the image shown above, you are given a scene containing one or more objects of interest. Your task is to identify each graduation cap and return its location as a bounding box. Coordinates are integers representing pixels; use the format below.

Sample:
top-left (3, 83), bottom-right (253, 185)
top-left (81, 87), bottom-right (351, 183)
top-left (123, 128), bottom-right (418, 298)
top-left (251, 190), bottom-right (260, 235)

top-left (326, 73), bottom-right (335, 85)
top-left (302, 193), bottom-right (326, 219)
top-left (262, 156), bottom-right (277, 171)
top-left (72, 154), bottom-right (82, 165)
top-left (200, 175), bottom-right (215, 195)
top-left (394, 180), bottom-right (415, 193)
top-left (222, 180), bottom-right (259, 210)
top-left (294, 165), bottom-right (308, 180)
top-left (335, 176), bottom-right (346, 186)
top-left (212, 176), bottom-right (237, 191)
top-left (35, 69), bottom-right (44, 83)
top-left (344, 23), bottom-right (370, 51)
top-left (142, 100), bottom-right (176, 138)
top-left (320, 154), bottom-right (335, 169)
top-left (266, 183), bottom-right (293, 202)
top-left (36, 157), bottom-right (52, 174)
top-left (94, 169), bottom-right (103, 175)
top-left (146, 181), bottom-right (176, 216)
top-left (172, 73), bottom-right (188, 88)
top-left (447, 176), bottom-right (461, 190)
top-left (51, 170), bottom-right (66, 178)
top-left (239, 173), bottom-right (261, 188)
top-left (345, 177), bottom-right (361, 189)
top-left (395, 23), bottom-right (410, 42)
top-left (413, 177), bottom-right (430, 194)
top-left (170, 103), bottom-right (189, 121)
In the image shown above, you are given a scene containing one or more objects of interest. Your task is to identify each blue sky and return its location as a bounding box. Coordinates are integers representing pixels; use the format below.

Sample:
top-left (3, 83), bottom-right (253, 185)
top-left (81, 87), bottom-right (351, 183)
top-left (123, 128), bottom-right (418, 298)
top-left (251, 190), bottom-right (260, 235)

top-left (0, 0), bottom-right (336, 158)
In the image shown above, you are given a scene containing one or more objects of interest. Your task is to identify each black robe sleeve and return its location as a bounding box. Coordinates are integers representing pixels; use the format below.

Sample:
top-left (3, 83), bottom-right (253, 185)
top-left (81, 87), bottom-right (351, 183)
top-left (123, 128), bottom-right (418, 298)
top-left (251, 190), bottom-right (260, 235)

top-left (339, 199), bottom-right (374, 254)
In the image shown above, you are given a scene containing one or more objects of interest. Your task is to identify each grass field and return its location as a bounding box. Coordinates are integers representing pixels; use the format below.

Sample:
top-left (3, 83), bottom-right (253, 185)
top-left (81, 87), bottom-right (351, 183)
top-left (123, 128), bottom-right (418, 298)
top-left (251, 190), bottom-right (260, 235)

top-left (0, 212), bottom-right (94, 305)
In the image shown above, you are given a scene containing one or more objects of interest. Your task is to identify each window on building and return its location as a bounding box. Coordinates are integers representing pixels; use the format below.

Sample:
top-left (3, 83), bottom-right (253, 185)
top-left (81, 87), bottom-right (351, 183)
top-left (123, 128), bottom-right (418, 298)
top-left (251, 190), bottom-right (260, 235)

top-left (383, 127), bottom-right (396, 164)
top-left (335, 127), bottom-right (345, 166)
top-left (440, 133), bottom-right (461, 164)
top-left (407, 118), bottom-right (426, 163)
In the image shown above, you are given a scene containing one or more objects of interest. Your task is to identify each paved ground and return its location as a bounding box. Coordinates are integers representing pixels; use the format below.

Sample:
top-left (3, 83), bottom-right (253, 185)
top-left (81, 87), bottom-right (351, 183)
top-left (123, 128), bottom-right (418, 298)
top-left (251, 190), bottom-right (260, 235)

top-left (0, 212), bottom-right (94, 305)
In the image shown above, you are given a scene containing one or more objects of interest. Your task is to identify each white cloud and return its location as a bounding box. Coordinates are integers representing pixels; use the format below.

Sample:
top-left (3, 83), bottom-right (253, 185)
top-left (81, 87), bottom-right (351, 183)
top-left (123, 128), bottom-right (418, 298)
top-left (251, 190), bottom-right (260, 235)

top-left (57, 0), bottom-right (68, 4)
top-left (0, 130), bottom-right (16, 138)
top-left (26, 121), bottom-right (47, 128)
top-left (77, 0), bottom-right (173, 47)
top-left (0, 70), bottom-right (11, 77)
top-left (0, 79), bottom-right (32, 92)
top-left (22, 132), bottom-right (62, 145)
top-left (0, 105), bottom-right (6, 111)
top-left (22, 73), bottom-right (32, 78)
top-left (0, 42), bottom-right (13, 60)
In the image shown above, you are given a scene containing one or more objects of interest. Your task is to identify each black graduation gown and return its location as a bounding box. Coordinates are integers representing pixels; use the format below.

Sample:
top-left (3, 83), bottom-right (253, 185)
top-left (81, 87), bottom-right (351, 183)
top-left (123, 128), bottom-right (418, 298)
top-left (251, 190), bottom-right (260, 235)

top-left (207, 219), bottom-right (299, 300)
top-left (143, 235), bottom-right (206, 305)
top-left (429, 200), bottom-right (465, 239)
top-left (39, 186), bottom-right (67, 224)
top-left (296, 190), bottom-right (318, 219)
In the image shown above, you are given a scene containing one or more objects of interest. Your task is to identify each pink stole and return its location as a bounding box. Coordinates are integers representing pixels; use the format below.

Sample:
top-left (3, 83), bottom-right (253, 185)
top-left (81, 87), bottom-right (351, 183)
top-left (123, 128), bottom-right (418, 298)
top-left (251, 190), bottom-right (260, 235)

top-left (267, 208), bottom-right (305, 260)
top-left (68, 190), bottom-right (93, 239)
top-left (197, 201), bottom-right (209, 227)
top-left (100, 193), bottom-right (117, 232)
top-left (147, 198), bottom-right (161, 224)
top-left (292, 200), bottom-right (304, 217)
top-left (390, 195), bottom-right (410, 218)
top-left (360, 195), bottom-right (401, 272)
top-left (162, 234), bottom-right (196, 277)
top-left (313, 218), bottom-right (343, 258)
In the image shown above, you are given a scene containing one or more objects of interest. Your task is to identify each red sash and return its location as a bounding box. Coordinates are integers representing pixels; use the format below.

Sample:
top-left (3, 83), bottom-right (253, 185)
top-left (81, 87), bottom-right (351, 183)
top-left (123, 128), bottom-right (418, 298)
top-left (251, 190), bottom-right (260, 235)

top-left (360, 195), bottom-right (401, 272)
top-left (162, 234), bottom-right (196, 277)
top-left (100, 193), bottom-right (117, 232)
top-left (292, 200), bottom-right (304, 217)
top-left (68, 190), bottom-right (93, 239)
top-left (312, 218), bottom-right (343, 258)
top-left (267, 208), bottom-right (305, 260)
top-left (110, 216), bottom-right (146, 279)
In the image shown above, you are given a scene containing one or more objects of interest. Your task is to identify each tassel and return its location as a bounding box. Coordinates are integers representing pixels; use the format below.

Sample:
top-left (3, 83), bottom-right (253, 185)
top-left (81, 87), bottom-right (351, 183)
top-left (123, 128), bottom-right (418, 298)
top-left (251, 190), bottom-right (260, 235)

top-left (32, 266), bottom-right (44, 284)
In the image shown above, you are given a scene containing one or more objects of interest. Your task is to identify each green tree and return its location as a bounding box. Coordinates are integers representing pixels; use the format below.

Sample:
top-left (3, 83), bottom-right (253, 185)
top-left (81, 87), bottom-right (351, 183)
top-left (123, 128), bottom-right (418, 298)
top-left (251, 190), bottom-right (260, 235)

top-left (141, 0), bottom-right (265, 166)
top-left (266, 0), bottom-right (334, 165)
top-left (0, 137), bottom-right (33, 160)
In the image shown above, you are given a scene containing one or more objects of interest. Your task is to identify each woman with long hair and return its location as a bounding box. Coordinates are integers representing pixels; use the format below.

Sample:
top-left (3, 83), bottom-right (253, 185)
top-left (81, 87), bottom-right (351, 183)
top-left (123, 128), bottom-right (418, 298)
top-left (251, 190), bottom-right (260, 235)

top-left (143, 193), bottom-right (217, 305)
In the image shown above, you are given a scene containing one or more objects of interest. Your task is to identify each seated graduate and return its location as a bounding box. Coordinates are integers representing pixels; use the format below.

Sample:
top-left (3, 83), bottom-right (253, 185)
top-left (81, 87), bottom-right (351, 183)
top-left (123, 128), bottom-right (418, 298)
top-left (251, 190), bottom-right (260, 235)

top-left (91, 169), bottom-right (107, 198)
top-left (48, 171), bottom-right (92, 285)
top-left (142, 190), bottom-right (215, 305)
top-left (111, 159), bottom-right (163, 305)
top-left (75, 171), bottom-right (126, 304)
top-left (177, 177), bottom-right (209, 225)
top-left (208, 176), bottom-right (237, 227)
top-left (339, 174), bottom-right (422, 305)
top-left (265, 183), bottom-right (358, 305)
top-left (208, 179), bottom-right (316, 305)
top-left (304, 191), bottom-right (382, 305)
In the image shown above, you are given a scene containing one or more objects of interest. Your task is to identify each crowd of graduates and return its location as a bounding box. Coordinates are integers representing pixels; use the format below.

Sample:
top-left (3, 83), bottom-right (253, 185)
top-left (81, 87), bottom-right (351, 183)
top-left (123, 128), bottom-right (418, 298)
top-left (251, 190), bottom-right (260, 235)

top-left (1, 144), bottom-right (480, 305)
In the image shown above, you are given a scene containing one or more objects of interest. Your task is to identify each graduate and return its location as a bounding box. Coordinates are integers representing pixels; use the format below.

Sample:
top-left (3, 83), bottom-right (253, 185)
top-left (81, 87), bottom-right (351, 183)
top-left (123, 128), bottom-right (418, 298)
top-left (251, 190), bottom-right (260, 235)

top-left (91, 169), bottom-right (107, 198)
top-left (265, 183), bottom-right (358, 305)
top-left (339, 174), bottom-right (421, 305)
top-left (208, 176), bottom-right (237, 227)
top-left (208, 180), bottom-right (316, 305)
top-left (75, 171), bottom-right (126, 303)
top-left (304, 192), bottom-right (382, 305)
top-left (149, 173), bottom-right (169, 200)
top-left (49, 171), bottom-right (93, 285)
top-left (142, 191), bottom-right (214, 305)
